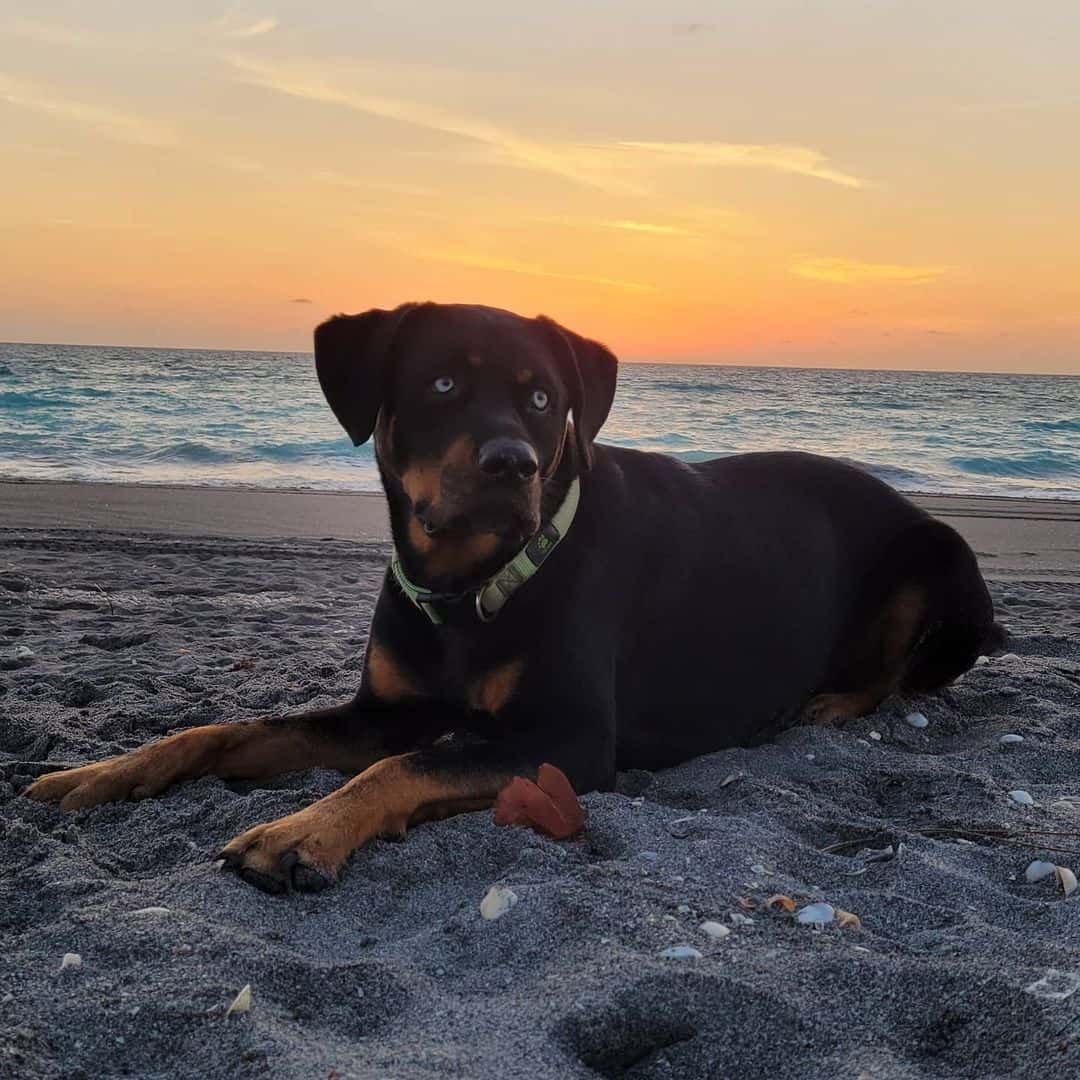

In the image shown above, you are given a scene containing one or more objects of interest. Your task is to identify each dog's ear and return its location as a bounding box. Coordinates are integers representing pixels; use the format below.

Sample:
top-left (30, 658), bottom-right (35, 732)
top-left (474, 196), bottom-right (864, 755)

top-left (314, 304), bottom-right (418, 446)
top-left (536, 316), bottom-right (618, 470)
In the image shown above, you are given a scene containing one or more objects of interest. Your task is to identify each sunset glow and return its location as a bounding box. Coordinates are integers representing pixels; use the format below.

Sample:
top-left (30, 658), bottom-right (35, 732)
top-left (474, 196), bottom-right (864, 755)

top-left (2, 3), bottom-right (1079, 372)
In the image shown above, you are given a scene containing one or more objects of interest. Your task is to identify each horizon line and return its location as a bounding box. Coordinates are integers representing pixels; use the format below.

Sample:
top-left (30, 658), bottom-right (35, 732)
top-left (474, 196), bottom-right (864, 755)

top-left (1, 338), bottom-right (1077, 380)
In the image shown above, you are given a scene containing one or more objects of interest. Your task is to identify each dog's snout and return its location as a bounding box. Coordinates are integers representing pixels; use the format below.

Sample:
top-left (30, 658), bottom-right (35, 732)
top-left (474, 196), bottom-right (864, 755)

top-left (478, 438), bottom-right (539, 482)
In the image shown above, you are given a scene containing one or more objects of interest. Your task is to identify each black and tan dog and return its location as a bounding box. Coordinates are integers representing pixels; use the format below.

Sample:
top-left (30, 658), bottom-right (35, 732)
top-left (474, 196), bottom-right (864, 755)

top-left (26, 303), bottom-right (1000, 894)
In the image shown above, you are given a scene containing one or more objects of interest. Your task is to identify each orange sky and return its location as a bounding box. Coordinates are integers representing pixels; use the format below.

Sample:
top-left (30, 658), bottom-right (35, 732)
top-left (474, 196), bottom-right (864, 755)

top-left (2, 3), bottom-right (1079, 372)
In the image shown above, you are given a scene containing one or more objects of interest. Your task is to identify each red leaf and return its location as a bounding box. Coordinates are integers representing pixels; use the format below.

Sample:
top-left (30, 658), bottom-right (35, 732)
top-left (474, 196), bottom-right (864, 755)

top-left (493, 763), bottom-right (585, 839)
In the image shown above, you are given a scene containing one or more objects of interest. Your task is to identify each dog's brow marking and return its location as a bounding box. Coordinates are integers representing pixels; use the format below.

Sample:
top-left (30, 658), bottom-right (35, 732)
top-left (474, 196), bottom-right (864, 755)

top-left (515, 368), bottom-right (533, 384)
top-left (468, 658), bottom-right (524, 714)
top-left (367, 642), bottom-right (421, 702)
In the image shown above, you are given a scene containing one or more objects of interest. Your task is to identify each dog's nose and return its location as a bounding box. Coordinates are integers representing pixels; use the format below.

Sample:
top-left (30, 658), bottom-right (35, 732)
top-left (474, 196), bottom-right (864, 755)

top-left (478, 438), bottom-right (539, 482)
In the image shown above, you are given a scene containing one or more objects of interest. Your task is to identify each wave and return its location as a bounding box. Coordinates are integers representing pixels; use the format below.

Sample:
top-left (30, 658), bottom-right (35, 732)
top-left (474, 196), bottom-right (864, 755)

top-left (948, 451), bottom-right (1080, 479)
top-left (1021, 417), bottom-right (1080, 434)
top-left (0, 390), bottom-right (80, 410)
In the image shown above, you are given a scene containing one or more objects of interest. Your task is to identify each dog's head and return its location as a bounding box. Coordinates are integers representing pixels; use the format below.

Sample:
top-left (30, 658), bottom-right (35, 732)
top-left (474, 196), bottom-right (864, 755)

top-left (314, 303), bottom-right (617, 584)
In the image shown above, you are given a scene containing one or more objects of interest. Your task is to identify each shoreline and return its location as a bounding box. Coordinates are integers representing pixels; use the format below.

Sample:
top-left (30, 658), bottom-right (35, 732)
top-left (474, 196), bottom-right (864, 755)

top-left (2, 478), bottom-right (1078, 581)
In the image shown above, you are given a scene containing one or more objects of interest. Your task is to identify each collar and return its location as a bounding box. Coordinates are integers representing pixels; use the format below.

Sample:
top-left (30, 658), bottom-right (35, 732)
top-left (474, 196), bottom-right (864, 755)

top-left (389, 476), bottom-right (581, 625)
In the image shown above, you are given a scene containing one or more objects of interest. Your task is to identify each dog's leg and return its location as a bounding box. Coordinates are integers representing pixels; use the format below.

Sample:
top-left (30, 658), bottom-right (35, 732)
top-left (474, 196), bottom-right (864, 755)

top-left (22, 701), bottom-right (424, 811)
top-left (219, 722), bottom-right (611, 894)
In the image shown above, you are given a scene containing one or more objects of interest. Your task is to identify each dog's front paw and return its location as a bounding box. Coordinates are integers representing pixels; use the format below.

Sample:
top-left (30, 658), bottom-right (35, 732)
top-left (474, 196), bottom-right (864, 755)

top-left (218, 811), bottom-right (350, 895)
top-left (24, 756), bottom-right (156, 810)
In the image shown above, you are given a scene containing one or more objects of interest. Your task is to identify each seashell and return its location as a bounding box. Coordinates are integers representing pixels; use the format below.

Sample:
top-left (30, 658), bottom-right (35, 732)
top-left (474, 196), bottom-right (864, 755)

top-left (868, 731), bottom-right (882, 741)
top-left (904, 712), bottom-right (929, 729)
top-left (659, 945), bottom-right (702, 960)
top-left (668, 816), bottom-right (696, 838)
top-left (860, 844), bottom-right (897, 863)
top-left (130, 906), bottom-right (171, 916)
top-left (737, 896), bottom-right (758, 911)
top-left (835, 909), bottom-right (862, 929)
top-left (999, 734), bottom-right (1024, 746)
top-left (728, 911), bottom-right (754, 926)
top-left (1025, 860), bottom-right (1057, 883)
top-left (480, 885), bottom-right (518, 921)
top-left (749, 864), bottom-right (767, 875)
top-left (765, 894), bottom-right (796, 912)
top-left (975, 655), bottom-right (990, 666)
top-left (1008, 790), bottom-right (1034, 806)
top-left (1024, 970), bottom-right (1080, 1001)
top-left (719, 772), bottom-right (744, 788)
top-left (225, 984), bottom-right (252, 1017)
top-left (997, 652), bottom-right (1020, 662)
top-left (59, 953), bottom-right (82, 971)
top-left (1056, 866), bottom-right (1078, 897)
top-left (700, 921), bottom-right (730, 939)
top-left (796, 903), bottom-right (835, 926)
top-left (13, 646), bottom-right (34, 658)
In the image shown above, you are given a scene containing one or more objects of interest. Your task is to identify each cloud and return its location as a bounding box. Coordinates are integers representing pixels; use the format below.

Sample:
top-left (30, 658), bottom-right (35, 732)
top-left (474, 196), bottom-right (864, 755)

top-left (790, 257), bottom-right (949, 284)
top-left (226, 55), bottom-right (644, 195)
top-left (289, 297), bottom-right (313, 304)
top-left (218, 16), bottom-right (278, 39)
top-left (618, 141), bottom-right (867, 189)
top-left (225, 56), bottom-right (866, 194)
top-left (0, 73), bottom-right (176, 146)
top-left (602, 219), bottom-right (699, 237)
top-left (417, 249), bottom-right (653, 293)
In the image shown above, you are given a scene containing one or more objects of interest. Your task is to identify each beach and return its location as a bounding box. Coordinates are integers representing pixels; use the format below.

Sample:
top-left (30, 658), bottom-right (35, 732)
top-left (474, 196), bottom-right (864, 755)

top-left (2, 481), bottom-right (1079, 1078)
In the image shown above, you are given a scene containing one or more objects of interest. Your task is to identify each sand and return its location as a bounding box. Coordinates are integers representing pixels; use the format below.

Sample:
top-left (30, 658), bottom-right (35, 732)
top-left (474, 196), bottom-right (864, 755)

top-left (2, 481), bottom-right (1079, 1079)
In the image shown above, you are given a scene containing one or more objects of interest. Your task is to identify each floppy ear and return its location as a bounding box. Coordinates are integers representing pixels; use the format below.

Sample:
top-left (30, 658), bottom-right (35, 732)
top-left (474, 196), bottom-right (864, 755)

top-left (536, 316), bottom-right (618, 470)
top-left (313, 303), bottom-right (417, 446)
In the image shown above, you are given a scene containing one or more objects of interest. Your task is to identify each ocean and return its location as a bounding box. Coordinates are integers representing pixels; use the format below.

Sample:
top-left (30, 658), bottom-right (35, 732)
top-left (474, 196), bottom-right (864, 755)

top-left (2, 341), bottom-right (1078, 500)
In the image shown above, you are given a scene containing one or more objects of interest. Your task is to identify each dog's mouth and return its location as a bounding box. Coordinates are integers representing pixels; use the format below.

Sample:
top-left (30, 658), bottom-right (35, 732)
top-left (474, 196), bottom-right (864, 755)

top-left (414, 497), bottom-right (538, 546)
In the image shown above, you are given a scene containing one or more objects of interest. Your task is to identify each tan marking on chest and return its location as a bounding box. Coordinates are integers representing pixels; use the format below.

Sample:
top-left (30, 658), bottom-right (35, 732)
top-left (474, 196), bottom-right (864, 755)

top-left (468, 658), bottom-right (524, 714)
top-left (366, 642), bottom-right (421, 702)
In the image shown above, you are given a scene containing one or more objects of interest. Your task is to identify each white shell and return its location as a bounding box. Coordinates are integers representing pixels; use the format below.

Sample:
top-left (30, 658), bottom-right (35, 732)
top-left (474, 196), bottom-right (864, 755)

top-left (999, 734), bottom-right (1024, 746)
top-left (480, 885), bottom-right (518, 921)
top-left (796, 903), bottom-right (836, 926)
top-left (700, 921), bottom-right (730, 939)
top-left (1008, 790), bottom-right (1034, 806)
top-left (904, 712), bottom-right (929, 729)
top-left (1024, 970), bottom-right (1080, 1001)
top-left (975, 655), bottom-right (990, 666)
top-left (59, 953), bottom-right (82, 971)
top-left (1025, 860), bottom-right (1057, 883)
top-left (13, 645), bottom-right (34, 658)
top-left (225, 984), bottom-right (252, 1017)
top-left (1056, 866), bottom-right (1078, 897)
top-left (728, 911), bottom-right (754, 926)
top-left (868, 730), bottom-right (882, 741)
top-left (659, 945), bottom-right (702, 959)
top-left (130, 906), bottom-right (171, 916)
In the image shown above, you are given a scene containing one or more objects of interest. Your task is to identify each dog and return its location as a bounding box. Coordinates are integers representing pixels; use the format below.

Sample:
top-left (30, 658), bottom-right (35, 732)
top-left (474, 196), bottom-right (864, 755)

top-left (25, 302), bottom-right (1000, 894)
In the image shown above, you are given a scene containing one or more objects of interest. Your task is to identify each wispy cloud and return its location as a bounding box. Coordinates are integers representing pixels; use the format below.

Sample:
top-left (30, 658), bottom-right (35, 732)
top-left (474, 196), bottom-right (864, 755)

top-left (217, 15), bottom-right (278, 39)
top-left (618, 141), bottom-right (867, 189)
top-left (225, 56), bottom-right (866, 195)
top-left (289, 297), bottom-right (312, 304)
top-left (417, 249), bottom-right (654, 293)
top-left (226, 55), bottom-right (644, 195)
top-left (0, 73), bottom-right (176, 147)
top-left (602, 219), bottom-right (699, 237)
top-left (0, 19), bottom-right (111, 47)
top-left (791, 257), bottom-right (949, 284)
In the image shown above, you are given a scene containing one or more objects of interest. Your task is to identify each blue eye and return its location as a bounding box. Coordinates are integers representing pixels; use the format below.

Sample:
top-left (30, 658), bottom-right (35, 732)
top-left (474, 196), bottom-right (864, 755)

top-left (432, 376), bottom-right (455, 394)
top-left (530, 389), bottom-right (549, 410)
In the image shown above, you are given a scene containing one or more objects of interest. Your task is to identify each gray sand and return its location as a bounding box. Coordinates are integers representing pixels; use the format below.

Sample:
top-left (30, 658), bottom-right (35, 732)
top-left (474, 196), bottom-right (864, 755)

top-left (2, 520), bottom-right (1079, 1078)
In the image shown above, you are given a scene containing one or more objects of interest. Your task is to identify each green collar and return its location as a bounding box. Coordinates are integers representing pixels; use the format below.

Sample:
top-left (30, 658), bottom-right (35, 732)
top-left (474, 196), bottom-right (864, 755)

top-left (389, 476), bottom-right (581, 625)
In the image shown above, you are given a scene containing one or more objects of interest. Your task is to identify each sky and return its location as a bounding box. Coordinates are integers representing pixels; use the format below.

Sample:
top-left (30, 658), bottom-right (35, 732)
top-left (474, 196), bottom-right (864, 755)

top-left (1, 2), bottom-right (1079, 372)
